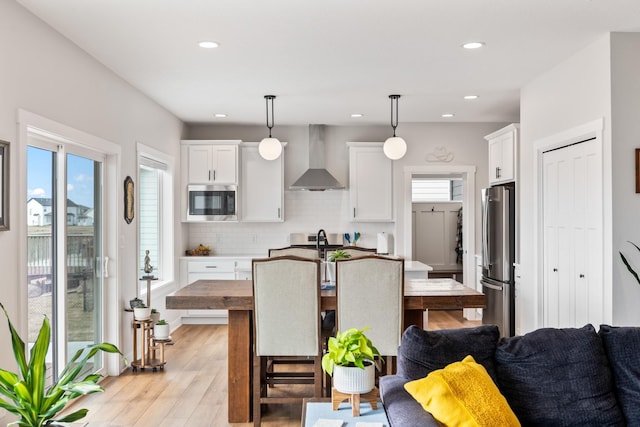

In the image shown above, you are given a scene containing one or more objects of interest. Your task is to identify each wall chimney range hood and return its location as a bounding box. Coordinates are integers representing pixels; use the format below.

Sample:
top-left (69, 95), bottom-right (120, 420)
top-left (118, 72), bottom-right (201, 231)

top-left (289, 124), bottom-right (345, 191)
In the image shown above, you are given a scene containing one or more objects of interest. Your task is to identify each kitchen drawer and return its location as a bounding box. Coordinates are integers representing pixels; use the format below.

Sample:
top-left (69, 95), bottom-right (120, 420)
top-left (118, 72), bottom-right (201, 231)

top-left (187, 260), bottom-right (235, 273)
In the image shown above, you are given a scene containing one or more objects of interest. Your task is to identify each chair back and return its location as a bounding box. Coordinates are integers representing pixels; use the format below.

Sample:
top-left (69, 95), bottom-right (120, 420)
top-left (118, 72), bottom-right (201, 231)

top-left (268, 246), bottom-right (321, 259)
top-left (252, 256), bottom-right (321, 357)
top-left (336, 255), bottom-right (404, 356)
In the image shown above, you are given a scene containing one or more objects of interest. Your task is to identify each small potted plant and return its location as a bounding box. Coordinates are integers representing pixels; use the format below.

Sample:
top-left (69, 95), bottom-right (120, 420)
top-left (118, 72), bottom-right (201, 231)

top-left (154, 319), bottom-right (170, 340)
top-left (133, 303), bottom-right (151, 321)
top-left (0, 302), bottom-right (123, 427)
top-left (322, 327), bottom-right (380, 394)
top-left (150, 308), bottom-right (160, 324)
top-left (326, 249), bottom-right (351, 284)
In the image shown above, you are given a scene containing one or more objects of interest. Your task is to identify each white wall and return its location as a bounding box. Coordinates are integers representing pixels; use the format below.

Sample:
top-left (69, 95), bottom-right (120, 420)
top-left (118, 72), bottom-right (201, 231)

top-left (610, 33), bottom-right (640, 326)
top-left (519, 33), bottom-right (640, 332)
top-left (186, 123), bottom-right (501, 257)
top-left (0, 1), bottom-right (184, 372)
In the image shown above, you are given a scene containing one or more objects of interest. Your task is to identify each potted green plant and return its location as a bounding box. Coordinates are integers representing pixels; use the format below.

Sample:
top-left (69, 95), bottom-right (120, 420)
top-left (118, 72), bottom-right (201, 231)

top-left (0, 302), bottom-right (123, 427)
top-left (133, 303), bottom-right (151, 321)
top-left (326, 249), bottom-right (351, 284)
top-left (150, 308), bottom-right (160, 324)
top-left (154, 319), bottom-right (170, 340)
top-left (321, 327), bottom-right (380, 394)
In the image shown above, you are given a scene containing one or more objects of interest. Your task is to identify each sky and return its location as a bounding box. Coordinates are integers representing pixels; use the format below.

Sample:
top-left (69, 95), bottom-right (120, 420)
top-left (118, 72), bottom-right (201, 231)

top-left (27, 146), bottom-right (96, 208)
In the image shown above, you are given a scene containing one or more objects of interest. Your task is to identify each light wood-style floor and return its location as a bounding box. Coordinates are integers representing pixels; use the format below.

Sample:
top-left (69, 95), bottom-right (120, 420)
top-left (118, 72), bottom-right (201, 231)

top-left (0, 310), bottom-right (479, 427)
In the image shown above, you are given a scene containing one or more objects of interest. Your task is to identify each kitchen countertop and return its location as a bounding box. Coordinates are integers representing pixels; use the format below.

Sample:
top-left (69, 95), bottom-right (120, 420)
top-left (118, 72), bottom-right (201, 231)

top-left (180, 255), bottom-right (433, 272)
top-left (404, 260), bottom-right (433, 272)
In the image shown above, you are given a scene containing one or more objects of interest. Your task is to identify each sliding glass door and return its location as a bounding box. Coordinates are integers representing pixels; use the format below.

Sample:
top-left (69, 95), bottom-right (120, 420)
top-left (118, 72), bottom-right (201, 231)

top-left (27, 135), bottom-right (104, 383)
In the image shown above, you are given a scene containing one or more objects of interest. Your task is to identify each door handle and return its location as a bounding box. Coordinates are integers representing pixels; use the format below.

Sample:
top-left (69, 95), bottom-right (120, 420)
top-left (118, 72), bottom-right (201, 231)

top-left (496, 167), bottom-right (501, 179)
top-left (579, 274), bottom-right (585, 278)
top-left (104, 256), bottom-right (110, 278)
top-left (553, 268), bottom-right (558, 272)
top-left (481, 281), bottom-right (503, 291)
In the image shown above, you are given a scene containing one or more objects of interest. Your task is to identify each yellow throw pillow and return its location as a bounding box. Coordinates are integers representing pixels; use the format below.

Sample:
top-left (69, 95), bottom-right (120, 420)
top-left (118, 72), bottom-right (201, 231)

top-left (404, 355), bottom-right (520, 427)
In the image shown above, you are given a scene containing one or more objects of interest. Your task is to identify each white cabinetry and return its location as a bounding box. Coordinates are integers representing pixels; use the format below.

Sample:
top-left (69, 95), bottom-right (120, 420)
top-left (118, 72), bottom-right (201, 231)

top-left (240, 143), bottom-right (284, 222)
top-left (180, 259), bottom-right (235, 322)
top-left (182, 141), bottom-right (240, 185)
top-left (485, 124), bottom-right (519, 185)
top-left (347, 142), bottom-right (393, 222)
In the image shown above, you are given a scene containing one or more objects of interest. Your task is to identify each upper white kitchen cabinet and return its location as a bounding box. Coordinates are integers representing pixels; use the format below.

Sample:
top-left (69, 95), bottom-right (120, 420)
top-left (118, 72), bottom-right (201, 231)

top-left (485, 124), bottom-right (519, 185)
top-left (347, 142), bottom-right (393, 222)
top-left (240, 142), bottom-right (285, 222)
top-left (181, 140), bottom-right (240, 185)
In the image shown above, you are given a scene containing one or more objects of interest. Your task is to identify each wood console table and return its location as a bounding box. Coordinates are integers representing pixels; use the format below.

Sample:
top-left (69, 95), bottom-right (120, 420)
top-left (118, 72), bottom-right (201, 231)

top-left (166, 278), bottom-right (485, 423)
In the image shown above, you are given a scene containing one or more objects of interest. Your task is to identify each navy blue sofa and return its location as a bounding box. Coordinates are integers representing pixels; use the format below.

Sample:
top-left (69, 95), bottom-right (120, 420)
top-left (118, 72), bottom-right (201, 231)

top-left (380, 324), bottom-right (640, 426)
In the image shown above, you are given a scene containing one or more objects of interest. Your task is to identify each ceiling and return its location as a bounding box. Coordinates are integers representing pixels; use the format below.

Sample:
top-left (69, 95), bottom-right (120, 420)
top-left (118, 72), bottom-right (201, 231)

top-left (16, 0), bottom-right (640, 126)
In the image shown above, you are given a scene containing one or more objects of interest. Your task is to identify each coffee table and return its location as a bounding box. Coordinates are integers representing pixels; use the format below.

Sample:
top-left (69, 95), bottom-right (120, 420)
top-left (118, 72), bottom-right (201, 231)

top-left (302, 398), bottom-right (390, 427)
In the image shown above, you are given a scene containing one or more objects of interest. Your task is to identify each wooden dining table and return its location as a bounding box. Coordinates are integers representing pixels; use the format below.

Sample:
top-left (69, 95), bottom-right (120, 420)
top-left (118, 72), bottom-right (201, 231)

top-left (165, 278), bottom-right (485, 423)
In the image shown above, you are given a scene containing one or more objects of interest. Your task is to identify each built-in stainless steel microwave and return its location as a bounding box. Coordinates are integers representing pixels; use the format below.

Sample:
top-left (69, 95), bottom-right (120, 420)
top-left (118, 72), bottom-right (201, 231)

top-left (187, 184), bottom-right (237, 221)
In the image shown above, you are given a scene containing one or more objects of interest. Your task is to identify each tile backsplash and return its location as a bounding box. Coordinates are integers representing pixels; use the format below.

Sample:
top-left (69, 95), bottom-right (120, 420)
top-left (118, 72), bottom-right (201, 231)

top-left (187, 191), bottom-right (394, 256)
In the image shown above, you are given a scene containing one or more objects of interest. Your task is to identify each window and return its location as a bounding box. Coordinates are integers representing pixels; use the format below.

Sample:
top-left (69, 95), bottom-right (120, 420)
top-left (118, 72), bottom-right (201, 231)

top-left (412, 178), bottom-right (463, 202)
top-left (138, 144), bottom-right (174, 294)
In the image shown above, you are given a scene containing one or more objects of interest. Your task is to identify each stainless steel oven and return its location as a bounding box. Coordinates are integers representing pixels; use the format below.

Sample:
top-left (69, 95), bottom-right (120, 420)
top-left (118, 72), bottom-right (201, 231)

top-left (187, 184), bottom-right (237, 221)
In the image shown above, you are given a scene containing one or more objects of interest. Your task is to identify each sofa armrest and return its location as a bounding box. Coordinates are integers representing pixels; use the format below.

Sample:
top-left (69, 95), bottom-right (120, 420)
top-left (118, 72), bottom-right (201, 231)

top-left (379, 375), bottom-right (440, 427)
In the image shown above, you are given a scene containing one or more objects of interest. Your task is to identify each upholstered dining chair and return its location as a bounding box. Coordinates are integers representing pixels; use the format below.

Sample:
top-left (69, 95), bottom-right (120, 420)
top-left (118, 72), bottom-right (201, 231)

top-left (335, 255), bottom-right (405, 376)
top-left (252, 255), bottom-right (323, 425)
top-left (268, 246), bottom-right (321, 259)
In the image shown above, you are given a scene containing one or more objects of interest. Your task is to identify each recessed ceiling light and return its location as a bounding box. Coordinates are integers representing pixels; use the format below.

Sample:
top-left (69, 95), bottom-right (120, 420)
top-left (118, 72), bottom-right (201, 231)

top-left (462, 41), bottom-right (485, 49)
top-left (351, 113), bottom-right (363, 118)
top-left (214, 113), bottom-right (227, 118)
top-left (464, 95), bottom-right (478, 100)
top-left (198, 41), bottom-right (220, 49)
top-left (442, 113), bottom-right (455, 118)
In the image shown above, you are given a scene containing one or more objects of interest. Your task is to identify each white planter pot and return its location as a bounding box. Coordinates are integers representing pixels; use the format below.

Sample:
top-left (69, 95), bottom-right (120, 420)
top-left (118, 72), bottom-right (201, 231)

top-left (154, 323), bottom-right (170, 340)
top-left (150, 311), bottom-right (161, 324)
top-left (133, 307), bottom-right (151, 320)
top-left (333, 362), bottom-right (375, 394)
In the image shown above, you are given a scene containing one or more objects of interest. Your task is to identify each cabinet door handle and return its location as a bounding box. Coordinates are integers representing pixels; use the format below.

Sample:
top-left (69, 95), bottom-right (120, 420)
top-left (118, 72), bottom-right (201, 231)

top-left (277, 208), bottom-right (281, 218)
top-left (213, 170), bottom-right (216, 181)
top-left (496, 167), bottom-right (501, 179)
top-left (208, 170), bottom-right (211, 181)
top-left (553, 268), bottom-right (558, 272)
top-left (353, 208), bottom-right (356, 217)
top-left (579, 274), bottom-right (585, 278)
top-left (206, 266), bottom-right (218, 269)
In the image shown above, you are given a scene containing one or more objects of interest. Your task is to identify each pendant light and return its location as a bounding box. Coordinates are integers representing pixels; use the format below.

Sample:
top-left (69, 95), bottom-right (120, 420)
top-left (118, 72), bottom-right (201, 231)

top-left (383, 94), bottom-right (407, 160)
top-left (259, 95), bottom-right (282, 160)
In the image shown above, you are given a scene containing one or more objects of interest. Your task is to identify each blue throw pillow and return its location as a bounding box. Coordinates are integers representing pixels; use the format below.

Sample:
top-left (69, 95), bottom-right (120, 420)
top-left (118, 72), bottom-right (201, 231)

top-left (396, 324), bottom-right (500, 382)
top-left (599, 324), bottom-right (640, 425)
top-left (495, 324), bottom-right (624, 426)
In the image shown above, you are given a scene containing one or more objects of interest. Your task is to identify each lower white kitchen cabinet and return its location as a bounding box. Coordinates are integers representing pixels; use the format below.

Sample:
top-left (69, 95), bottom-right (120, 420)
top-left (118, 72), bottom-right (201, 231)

top-left (181, 259), bottom-right (235, 322)
top-left (179, 256), bottom-right (261, 324)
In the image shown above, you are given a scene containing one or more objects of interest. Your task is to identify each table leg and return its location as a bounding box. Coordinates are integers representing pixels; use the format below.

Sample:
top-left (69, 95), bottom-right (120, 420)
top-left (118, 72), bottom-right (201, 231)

top-left (228, 310), bottom-right (252, 423)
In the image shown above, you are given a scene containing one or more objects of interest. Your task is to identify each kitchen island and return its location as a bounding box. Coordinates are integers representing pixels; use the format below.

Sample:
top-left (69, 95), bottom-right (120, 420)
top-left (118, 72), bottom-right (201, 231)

top-left (166, 278), bottom-right (484, 423)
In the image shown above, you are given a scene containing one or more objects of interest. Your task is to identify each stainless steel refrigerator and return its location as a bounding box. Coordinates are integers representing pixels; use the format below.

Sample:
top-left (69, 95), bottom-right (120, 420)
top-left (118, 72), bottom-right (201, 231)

top-left (481, 183), bottom-right (515, 337)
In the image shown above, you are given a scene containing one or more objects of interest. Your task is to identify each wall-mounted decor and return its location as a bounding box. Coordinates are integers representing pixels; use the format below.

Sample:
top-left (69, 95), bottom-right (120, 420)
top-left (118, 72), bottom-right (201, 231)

top-left (124, 176), bottom-right (134, 224)
top-left (0, 140), bottom-right (9, 231)
top-left (425, 146), bottom-right (454, 163)
top-left (636, 149), bottom-right (640, 194)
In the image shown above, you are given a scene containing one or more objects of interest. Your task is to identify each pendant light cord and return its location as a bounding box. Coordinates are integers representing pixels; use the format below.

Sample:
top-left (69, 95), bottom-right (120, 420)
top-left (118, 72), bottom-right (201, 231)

top-left (389, 94), bottom-right (400, 137)
top-left (265, 95), bottom-right (275, 138)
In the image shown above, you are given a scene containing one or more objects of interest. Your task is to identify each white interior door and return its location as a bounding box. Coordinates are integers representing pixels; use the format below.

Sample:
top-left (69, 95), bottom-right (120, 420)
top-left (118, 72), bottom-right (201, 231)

top-left (412, 202), bottom-right (462, 272)
top-left (542, 138), bottom-right (602, 328)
